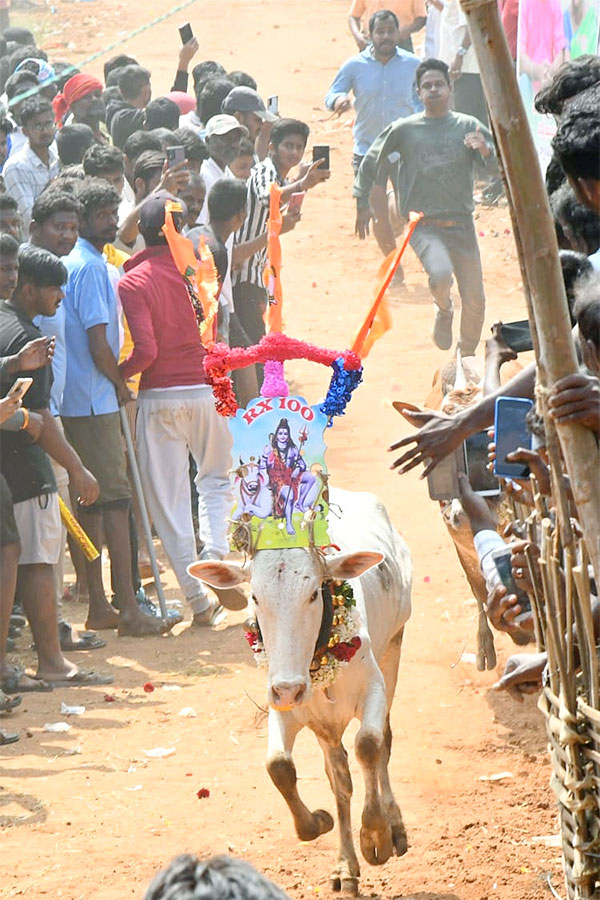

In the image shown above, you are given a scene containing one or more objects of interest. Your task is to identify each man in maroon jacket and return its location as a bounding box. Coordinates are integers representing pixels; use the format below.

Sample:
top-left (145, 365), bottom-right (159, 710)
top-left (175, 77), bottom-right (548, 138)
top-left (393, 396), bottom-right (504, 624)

top-left (118, 193), bottom-right (245, 625)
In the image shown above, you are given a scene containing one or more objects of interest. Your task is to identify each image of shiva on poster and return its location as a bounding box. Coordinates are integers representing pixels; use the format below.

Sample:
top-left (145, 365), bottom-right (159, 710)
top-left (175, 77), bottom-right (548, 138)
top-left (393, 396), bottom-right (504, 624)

top-left (228, 396), bottom-right (330, 550)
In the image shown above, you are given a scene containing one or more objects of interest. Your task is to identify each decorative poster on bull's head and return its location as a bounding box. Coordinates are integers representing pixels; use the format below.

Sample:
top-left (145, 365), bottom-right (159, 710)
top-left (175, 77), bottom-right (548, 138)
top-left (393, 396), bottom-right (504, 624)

top-left (229, 396), bottom-right (329, 551)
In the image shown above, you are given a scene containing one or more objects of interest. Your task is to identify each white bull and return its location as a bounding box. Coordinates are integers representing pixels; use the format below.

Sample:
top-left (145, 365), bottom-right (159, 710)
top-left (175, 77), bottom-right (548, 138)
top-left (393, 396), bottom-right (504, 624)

top-left (188, 488), bottom-right (412, 895)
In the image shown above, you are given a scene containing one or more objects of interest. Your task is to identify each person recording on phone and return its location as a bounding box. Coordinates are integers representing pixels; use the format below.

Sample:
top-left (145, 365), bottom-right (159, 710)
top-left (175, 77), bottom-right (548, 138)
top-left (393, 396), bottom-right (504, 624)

top-left (117, 149), bottom-right (190, 253)
top-left (354, 57), bottom-right (494, 355)
top-left (172, 25), bottom-right (199, 95)
top-left (231, 117), bottom-right (330, 356)
top-left (325, 9), bottom-right (420, 268)
top-left (457, 472), bottom-right (535, 646)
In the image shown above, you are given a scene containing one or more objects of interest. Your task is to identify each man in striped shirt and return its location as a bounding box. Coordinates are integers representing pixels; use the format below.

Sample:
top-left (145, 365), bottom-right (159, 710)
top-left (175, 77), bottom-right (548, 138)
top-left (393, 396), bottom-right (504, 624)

top-left (231, 118), bottom-right (330, 353)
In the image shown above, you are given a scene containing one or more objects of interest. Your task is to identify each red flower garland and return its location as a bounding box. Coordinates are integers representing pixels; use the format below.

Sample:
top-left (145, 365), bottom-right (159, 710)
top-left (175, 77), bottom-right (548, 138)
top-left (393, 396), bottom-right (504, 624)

top-left (203, 333), bottom-right (361, 417)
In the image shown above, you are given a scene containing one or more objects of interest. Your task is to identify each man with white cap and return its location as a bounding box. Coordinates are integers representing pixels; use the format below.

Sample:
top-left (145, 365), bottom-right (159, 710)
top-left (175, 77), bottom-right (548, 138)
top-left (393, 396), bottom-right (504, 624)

top-left (199, 114), bottom-right (248, 214)
top-left (222, 86), bottom-right (277, 160)
top-left (199, 114), bottom-right (248, 342)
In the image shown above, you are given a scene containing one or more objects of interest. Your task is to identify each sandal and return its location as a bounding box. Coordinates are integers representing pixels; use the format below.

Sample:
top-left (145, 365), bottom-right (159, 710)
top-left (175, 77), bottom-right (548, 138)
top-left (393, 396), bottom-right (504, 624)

top-left (58, 623), bottom-right (106, 652)
top-left (0, 729), bottom-right (19, 745)
top-left (0, 689), bottom-right (22, 712)
top-left (192, 601), bottom-right (227, 627)
top-left (42, 669), bottom-right (114, 688)
top-left (1, 666), bottom-right (53, 694)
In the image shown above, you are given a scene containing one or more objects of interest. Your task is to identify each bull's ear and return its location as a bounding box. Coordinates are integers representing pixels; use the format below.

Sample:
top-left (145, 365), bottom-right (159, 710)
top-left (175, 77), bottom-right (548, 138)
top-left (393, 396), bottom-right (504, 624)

top-left (187, 560), bottom-right (249, 588)
top-left (325, 551), bottom-right (383, 582)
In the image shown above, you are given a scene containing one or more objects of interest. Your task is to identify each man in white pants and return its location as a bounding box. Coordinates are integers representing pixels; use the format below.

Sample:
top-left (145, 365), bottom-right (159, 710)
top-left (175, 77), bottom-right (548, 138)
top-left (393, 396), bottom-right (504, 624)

top-left (118, 192), bottom-right (245, 625)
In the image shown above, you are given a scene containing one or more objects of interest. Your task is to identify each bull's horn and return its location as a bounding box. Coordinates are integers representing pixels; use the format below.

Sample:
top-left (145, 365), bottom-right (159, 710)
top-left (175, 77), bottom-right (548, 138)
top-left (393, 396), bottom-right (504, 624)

top-left (453, 348), bottom-right (467, 392)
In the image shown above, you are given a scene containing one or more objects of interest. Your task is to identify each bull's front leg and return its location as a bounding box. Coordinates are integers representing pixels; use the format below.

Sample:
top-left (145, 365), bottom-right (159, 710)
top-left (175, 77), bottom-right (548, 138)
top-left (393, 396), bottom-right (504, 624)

top-left (355, 671), bottom-right (393, 866)
top-left (266, 708), bottom-right (334, 842)
top-left (318, 738), bottom-right (360, 896)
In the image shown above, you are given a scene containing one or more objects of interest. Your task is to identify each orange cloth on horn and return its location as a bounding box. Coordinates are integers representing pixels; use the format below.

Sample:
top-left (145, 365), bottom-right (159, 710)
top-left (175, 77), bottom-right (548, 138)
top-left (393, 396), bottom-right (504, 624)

top-left (263, 182), bottom-right (284, 334)
top-left (162, 201), bottom-right (220, 345)
top-left (352, 211), bottom-right (423, 359)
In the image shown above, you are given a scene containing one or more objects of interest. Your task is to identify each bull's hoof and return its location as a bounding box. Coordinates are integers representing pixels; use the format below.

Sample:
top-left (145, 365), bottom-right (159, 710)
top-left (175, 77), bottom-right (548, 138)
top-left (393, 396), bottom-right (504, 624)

top-left (330, 864), bottom-right (360, 896)
top-left (391, 823), bottom-right (408, 857)
top-left (360, 821), bottom-right (393, 866)
top-left (296, 808), bottom-right (334, 842)
top-left (330, 874), bottom-right (359, 895)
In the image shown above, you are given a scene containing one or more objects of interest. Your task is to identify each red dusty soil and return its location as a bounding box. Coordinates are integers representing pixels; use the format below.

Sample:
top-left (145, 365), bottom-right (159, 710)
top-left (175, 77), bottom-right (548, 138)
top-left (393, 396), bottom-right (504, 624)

top-left (2, 2), bottom-right (562, 898)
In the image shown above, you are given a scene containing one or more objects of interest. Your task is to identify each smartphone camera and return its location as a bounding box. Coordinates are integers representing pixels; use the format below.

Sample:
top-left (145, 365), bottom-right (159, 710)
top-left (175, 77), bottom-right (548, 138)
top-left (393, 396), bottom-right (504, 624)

top-left (166, 145), bottom-right (186, 169)
top-left (312, 145), bottom-right (330, 170)
top-left (463, 430), bottom-right (500, 496)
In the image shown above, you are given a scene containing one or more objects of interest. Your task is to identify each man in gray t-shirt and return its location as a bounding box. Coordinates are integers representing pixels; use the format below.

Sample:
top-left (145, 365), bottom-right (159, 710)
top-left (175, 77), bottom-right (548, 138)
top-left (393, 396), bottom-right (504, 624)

top-left (354, 57), bottom-right (494, 355)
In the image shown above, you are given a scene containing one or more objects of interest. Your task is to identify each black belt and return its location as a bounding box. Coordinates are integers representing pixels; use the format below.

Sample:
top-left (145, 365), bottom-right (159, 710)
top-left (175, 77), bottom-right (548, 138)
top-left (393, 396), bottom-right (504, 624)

top-left (422, 218), bottom-right (469, 228)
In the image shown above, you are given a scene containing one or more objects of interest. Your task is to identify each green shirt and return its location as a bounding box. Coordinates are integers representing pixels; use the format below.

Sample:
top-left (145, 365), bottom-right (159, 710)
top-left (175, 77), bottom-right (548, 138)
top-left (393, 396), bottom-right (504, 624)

top-left (353, 110), bottom-right (494, 218)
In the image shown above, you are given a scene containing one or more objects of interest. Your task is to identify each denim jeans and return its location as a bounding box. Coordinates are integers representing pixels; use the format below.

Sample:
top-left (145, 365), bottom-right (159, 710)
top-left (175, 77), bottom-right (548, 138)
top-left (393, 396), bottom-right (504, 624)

top-left (410, 218), bottom-right (486, 355)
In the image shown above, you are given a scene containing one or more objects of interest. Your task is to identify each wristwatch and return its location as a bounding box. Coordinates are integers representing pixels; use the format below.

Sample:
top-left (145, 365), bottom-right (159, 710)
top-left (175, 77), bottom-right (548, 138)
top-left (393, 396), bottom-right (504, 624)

top-left (457, 46), bottom-right (468, 57)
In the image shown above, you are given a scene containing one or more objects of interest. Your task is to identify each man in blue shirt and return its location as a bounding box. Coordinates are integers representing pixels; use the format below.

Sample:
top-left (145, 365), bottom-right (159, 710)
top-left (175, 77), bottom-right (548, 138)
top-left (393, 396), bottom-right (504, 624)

top-left (61, 179), bottom-right (170, 639)
top-left (325, 9), bottom-right (420, 267)
top-left (30, 189), bottom-right (104, 651)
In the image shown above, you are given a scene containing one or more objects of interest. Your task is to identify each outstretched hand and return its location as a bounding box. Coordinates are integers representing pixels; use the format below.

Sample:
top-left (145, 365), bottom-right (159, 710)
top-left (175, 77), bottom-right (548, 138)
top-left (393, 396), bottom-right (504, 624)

top-left (178, 37), bottom-right (199, 69)
top-left (158, 159), bottom-right (190, 196)
top-left (486, 582), bottom-right (532, 643)
top-left (389, 407), bottom-right (466, 477)
top-left (492, 652), bottom-right (547, 702)
top-left (301, 158), bottom-right (330, 191)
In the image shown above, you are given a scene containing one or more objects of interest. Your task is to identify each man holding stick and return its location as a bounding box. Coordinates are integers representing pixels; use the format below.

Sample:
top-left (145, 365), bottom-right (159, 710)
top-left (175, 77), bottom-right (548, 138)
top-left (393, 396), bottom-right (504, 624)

top-left (354, 57), bottom-right (494, 355)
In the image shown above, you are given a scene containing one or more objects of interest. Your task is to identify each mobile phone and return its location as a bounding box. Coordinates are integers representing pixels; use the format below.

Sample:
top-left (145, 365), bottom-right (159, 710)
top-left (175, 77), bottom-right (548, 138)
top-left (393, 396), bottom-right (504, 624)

top-left (426, 450), bottom-right (461, 502)
top-left (493, 396), bottom-right (533, 479)
top-left (166, 145), bottom-right (186, 169)
top-left (491, 547), bottom-right (532, 620)
top-left (499, 320), bottom-right (533, 354)
top-left (7, 376), bottom-right (33, 401)
top-left (313, 145), bottom-right (330, 170)
top-left (179, 22), bottom-right (193, 44)
top-left (268, 95), bottom-right (279, 115)
top-left (463, 430), bottom-right (501, 496)
top-left (287, 191), bottom-right (305, 215)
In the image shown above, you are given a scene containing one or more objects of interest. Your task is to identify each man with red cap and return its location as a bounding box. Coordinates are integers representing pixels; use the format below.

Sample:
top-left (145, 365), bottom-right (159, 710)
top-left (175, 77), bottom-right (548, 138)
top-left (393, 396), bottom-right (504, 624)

top-left (53, 74), bottom-right (108, 145)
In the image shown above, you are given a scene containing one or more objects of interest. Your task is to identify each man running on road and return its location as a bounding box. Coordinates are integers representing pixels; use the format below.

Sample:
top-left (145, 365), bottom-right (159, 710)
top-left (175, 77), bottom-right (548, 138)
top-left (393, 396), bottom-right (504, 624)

top-left (353, 57), bottom-right (494, 354)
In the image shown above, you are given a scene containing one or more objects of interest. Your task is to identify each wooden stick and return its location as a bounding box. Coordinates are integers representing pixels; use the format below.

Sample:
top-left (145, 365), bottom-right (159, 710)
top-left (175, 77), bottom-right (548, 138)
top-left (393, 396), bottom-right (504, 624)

top-left (459, 0), bottom-right (600, 584)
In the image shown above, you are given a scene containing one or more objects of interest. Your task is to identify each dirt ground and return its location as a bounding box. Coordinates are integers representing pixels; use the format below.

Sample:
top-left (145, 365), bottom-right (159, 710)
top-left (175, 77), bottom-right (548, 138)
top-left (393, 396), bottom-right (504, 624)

top-left (2, 1), bottom-right (565, 898)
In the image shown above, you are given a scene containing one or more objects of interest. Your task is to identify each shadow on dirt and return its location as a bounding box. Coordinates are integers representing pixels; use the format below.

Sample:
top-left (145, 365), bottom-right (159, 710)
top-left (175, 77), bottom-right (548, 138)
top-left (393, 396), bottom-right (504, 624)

top-left (386, 283), bottom-right (432, 306)
top-left (0, 788), bottom-right (47, 826)
top-left (484, 684), bottom-right (547, 757)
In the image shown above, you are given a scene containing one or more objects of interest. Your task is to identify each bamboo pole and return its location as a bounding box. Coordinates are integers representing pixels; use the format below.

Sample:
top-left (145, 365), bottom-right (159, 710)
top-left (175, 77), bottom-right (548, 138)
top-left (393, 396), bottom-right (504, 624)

top-left (459, 0), bottom-right (600, 583)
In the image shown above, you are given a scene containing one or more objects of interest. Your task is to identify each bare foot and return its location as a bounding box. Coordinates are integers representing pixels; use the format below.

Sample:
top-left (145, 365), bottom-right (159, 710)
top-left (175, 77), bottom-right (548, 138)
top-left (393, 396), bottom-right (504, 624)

top-left (118, 612), bottom-right (173, 637)
top-left (85, 608), bottom-right (120, 630)
top-left (36, 658), bottom-right (79, 683)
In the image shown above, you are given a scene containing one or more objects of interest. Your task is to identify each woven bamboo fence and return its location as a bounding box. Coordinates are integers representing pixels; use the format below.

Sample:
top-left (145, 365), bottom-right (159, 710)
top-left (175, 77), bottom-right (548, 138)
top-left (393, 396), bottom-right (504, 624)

top-left (457, 1), bottom-right (600, 895)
